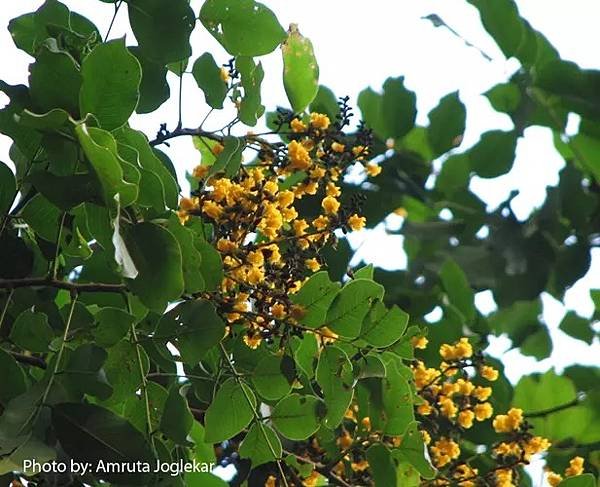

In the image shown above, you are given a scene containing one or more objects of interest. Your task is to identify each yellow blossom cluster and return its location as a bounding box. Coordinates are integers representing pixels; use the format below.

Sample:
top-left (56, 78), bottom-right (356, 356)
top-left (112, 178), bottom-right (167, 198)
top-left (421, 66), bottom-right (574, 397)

top-left (547, 457), bottom-right (586, 486)
top-left (177, 113), bottom-right (374, 348)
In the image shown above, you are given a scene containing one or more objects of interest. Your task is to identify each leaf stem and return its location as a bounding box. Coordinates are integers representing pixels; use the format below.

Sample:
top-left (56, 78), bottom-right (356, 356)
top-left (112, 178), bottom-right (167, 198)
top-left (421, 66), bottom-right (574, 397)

top-left (218, 342), bottom-right (289, 487)
top-left (0, 288), bottom-right (14, 337)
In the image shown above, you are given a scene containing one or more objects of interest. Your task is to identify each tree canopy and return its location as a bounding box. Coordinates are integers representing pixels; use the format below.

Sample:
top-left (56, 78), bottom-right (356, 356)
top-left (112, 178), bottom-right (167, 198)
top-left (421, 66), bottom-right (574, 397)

top-left (0, 0), bottom-right (599, 486)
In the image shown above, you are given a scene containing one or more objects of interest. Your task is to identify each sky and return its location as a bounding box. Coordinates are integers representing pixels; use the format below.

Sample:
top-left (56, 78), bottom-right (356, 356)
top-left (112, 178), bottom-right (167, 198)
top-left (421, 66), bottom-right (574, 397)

top-left (1, 1), bottom-right (599, 484)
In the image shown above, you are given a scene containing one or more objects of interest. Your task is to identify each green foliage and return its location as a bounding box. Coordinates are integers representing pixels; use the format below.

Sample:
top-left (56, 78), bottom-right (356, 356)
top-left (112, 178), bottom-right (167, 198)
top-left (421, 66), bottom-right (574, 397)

top-left (0, 0), bottom-right (598, 485)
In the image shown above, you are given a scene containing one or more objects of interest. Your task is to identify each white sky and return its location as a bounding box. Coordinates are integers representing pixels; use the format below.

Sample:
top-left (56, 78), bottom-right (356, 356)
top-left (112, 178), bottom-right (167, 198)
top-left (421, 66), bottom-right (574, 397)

top-left (1, 2), bottom-right (599, 483)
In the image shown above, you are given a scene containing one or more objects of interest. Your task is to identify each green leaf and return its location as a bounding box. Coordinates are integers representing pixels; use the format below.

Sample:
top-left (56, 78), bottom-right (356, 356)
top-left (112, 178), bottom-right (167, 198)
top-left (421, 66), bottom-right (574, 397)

top-left (513, 370), bottom-right (583, 441)
top-left (29, 43), bottom-right (81, 115)
top-left (92, 307), bottom-right (135, 347)
top-left (160, 384), bottom-right (194, 445)
top-left (27, 172), bottom-right (99, 210)
top-left (316, 346), bottom-right (354, 428)
top-left (557, 474), bottom-right (596, 487)
top-left (75, 124), bottom-right (138, 209)
top-left (10, 310), bottom-right (53, 352)
top-left (61, 344), bottom-right (112, 400)
top-left (186, 473), bottom-right (229, 487)
top-left (358, 88), bottom-right (386, 139)
top-left (188, 421), bottom-right (216, 464)
top-left (0, 349), bottom-right (27, 406)
top-left (192, 53), bottom-right (228, 110)
top-left (102, 340), bottom-right (148, 405)
top-left (520, 326), bottom-right (552, 360)
top-left (568, 133), bottom-right (600, 183)
top-left (360, 302), bottom-right (409, 347)
top-left (80, 39), bottom-right (141, 130)
top-left (271, 394), bottom-right (323, 440)
top-left (366, 444), bottom-right (396, 487)
top-left (382, 77), bottom-right (417, 139)
top-left (130, 47), bottom-right (170, 114)
top-left (382, 355), bottom-right (414, 435)
top-left (291, 333), bottom-right (318, 378)
top-left (194, 238), bottom-right (224, 292)
top-left (391, 422), bottom-right (436, 479)
top-left (485, 82), bottom-right (521, 113)
top-left (155, 300), bottom-right (225, 364)
top-left (20, 193), bottom-right (62, 241)
top-left (239, 422), bottom-right (282, 467)
top-left (204, 378), bottom-right (256, 443)
top-left (0, 161), bottom-right (16, 216)
top-left (559, 311), bottom-right (595, 344)
top-left (199, 0), bottom-right (286, 57)
top-left (440, 259), bottom-right (475, 322)
top-left (325, 278), bottom-right (384, 338)
top-left (236, 57), bottom-right (265, 126)
top-left (123, 222), bottom-right (184, 312)
top-left (282, 25), bottom-right (319, 113)
top-left (51, 402), bottom-right (156, 484)
top-left (291, 271), bottom-right (341, 328)
top-left (251, 354), bottom-right (293, 401)
top-left (8, 0), bottom-right (69, 55)
top-left (209, 136), bottom-right (244, 177)
top-left (427, 91), bottom-right (466, 156)
top-left (468, 130), bottom-right (517, 178)
top-left (115, 127), bottom-right (179, 209)
top-left (124, 382), bottom-right (167, 434)
top-left (310, 85), bottom-right (339, 121)
top-left (127, 0), bottom-right (195, 64)
top-left (166, 215), bottom-right (206, 294)
top-left (435, 153), bottom-right (470, 196)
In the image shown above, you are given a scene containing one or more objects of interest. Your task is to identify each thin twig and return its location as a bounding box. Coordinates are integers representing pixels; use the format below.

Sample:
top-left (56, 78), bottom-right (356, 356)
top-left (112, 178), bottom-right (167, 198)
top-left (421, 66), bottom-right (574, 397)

top-left (104, 0), bottom-right (124, 42)
top-left (0, 277), bottom-right (126, 293)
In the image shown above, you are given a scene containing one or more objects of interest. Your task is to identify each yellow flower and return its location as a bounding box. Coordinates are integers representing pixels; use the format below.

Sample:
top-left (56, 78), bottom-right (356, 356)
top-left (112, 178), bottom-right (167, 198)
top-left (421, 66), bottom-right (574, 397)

top-left (458, 409), bottom-right (475, 429)
top-left (547, 472), bottom-right (563, 487)
top-left (494, 442), bottom-right (522, 458)
top-left (438, 397), bottom-right (458, 418)
top-left (310, 112), bottom-right (330, 130)
top-left (321, 196), bottom-right (340, 215)
top-left (338, 430), bottom-right (353, 449)
top-left (456, 379), bottom-right (475, 396)
top-left (247, 250), bottom-right (264, 267)
top-left (492, 408), bottom-right (523, 433)
top-left (326, 182), bottom-right (341, 197)
top-left (263, 180), bottom-right (279, 195)
top-left (350, 459), bottom-right (369, 472)
top-left (331, 141), bottom-right (345, 153)
top-left (480, 365), bottom-right (499, 381)
top-left (454, 337), bottom-right (473, 358)
top-left (347, 213), bottom-right (366, 231)
top-left (305, 258), bottom-right (321, 272)
top-left (565, 456), bottom-right (584, 477)
top-left (219, 67), bottom-right (229, 83)
top-left (271, 303), bottom-right (287, 319)
top-left (474, 402), bottom-right (493, 421)
top-left (288, 140), bottom-right (312, 170)
top-left (365, 163), bottom-right (382, 177)
top-left (495, 468), bottom-right (515, 487)
top-left (192, 164), bottom-right (210, 179)
top-left (290, 118), bottom-right (307, 133)
top-left (277, 190), bottom-right (295, 208)
top-left (264, 475), bottom-right (277, 487)
top-left (179, 196), bottom-right (198, 211)
top-left (523, 436), bottom-right (551, 460)
top-left (212, 142), bottom-right (224, 156)
top-left (352, 145), bottom-right (368, 158)
top-left (302, 470), bottom-right (320, 487)
top-left (313, 215), bottom-right (330, 231)
top-left (309, 166), bottom-right (326, 179)
top-left (421, 430), bottom-right (431, 445)
top-left (411, 336), bottom-right (428, 349)
top-left (246, 266), bottom-right (265, 285)
top-left (417, 401), bottom-right (432, 415)
top-left (216, 238), bottom-right (236, 254)
top-left (293, 219), bottom-right (309, 236)
top-left (394, 207), bottom-right (408, 217)
top-left (243, 333), bottom-right (262, 349)
top-left (360, 416), bottom-right (371, 431)
top-left (472, 386), bottom-right (492, 401)
top-left (202, 200), bottom-right (223, 220)
top-left (430, 437), bottom-right (460, 467)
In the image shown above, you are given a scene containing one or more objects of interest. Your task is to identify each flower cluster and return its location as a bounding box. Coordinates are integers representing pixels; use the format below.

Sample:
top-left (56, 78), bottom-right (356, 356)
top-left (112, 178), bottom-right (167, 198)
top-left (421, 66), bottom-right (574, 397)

top-left (177, 111), bottom-right (374, 348)
top-left (547, 457), bottom-right (585, 486)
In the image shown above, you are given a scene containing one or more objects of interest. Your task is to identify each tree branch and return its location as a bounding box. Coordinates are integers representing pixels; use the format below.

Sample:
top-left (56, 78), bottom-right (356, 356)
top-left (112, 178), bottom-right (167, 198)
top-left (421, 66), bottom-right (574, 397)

top-left (0, 277), bottom-right (126, 293)
top-left (525, 397), bottom-right (583, 418)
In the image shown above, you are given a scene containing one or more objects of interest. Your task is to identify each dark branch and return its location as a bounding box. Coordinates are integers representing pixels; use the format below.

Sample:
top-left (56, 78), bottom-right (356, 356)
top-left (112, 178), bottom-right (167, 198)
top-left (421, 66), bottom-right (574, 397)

top-left (149, 126), bottom-right (222, 147)
top-left (524, 397), bottom-right (582, 418)
top-left (0, 277), bottom-right (126, 294)
top-left (10, 351), bottom-right (47, 369)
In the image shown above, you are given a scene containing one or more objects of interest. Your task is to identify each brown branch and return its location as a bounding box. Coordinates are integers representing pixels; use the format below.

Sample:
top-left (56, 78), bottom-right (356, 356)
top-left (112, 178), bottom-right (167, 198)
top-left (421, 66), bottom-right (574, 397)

top-left (149, 125), bottom-right (284, 149)
top-left (0, 277), bottom-right (126, 293)
top-left (9, 351), bottom-right (47, 369)
top-left (282, 450), bottom-right (352, 487)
